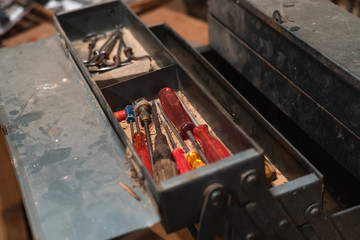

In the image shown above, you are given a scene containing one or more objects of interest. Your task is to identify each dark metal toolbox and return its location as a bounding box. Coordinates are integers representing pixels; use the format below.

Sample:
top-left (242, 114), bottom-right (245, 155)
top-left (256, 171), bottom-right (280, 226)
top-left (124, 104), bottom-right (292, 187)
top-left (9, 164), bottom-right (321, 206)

top-left (208, 0), bottom-right (360, 181)
top-left (0, 1), bottom-right (358, 240)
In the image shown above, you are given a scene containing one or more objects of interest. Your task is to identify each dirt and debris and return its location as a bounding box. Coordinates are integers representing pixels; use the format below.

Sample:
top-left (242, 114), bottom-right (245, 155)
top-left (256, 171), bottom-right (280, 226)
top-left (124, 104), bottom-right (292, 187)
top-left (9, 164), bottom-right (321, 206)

top-left (120, 181), bottom-right (141, 201)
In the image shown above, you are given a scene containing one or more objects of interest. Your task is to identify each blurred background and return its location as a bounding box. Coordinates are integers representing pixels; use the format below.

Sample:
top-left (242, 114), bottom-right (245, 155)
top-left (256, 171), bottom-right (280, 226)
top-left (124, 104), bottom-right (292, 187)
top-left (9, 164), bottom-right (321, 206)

top-left (0, 0), bottom-right (358, 48)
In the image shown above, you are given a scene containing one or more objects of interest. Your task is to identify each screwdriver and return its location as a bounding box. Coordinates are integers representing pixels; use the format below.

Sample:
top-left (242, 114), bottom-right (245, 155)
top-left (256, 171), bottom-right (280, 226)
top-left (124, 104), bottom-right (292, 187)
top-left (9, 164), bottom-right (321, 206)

top-left (156, 100), bottom-right (205, 171)
top-left (159, 87), bottom-right (230, 163)
top-left (114, 110), bottom-right (126, 122)
top-left (175, 93), bottom-right (272, 183)
top-left (134, 98), bottom-right (154, 166)
top-left (158, 88), bottom-right (209, 164)
top-left (133, 103), bottom-right (153, 176)
top-left (155, 101), bottom-right (191, 174)
top-left (176, 91), bottom-right (231, 163)
top-left (151, 102), bottom-right (178, 182)
top-left (125, 105), bottom-right (135, 139)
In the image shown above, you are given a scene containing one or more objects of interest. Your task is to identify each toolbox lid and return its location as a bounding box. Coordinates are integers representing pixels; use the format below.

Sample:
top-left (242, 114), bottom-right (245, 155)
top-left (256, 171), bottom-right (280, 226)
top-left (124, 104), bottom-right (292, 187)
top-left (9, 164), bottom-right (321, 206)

top-left (0, 36), bottom-right (159, 239)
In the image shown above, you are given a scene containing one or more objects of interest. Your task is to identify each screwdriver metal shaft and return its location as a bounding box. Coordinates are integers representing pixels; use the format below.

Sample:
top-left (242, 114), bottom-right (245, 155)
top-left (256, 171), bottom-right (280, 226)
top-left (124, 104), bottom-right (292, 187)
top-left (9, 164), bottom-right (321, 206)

top-left (151, 102), bottom-right (178, 182)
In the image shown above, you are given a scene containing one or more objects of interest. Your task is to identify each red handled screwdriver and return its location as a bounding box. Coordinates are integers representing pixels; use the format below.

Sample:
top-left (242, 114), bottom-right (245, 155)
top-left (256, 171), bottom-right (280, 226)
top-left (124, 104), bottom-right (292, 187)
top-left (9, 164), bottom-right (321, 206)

top-left (155, 101), bottom-right (192, 174)
top-left (156, 100), bottom-right (205, 171)
top-left (159, 88), bottom-right (209, 164)
top-left (176, 91), bottom-right (231, 163)
top-left (133, 103), bottom-right (153, 176)
top-left (159, 87), bottom-right (230, 163)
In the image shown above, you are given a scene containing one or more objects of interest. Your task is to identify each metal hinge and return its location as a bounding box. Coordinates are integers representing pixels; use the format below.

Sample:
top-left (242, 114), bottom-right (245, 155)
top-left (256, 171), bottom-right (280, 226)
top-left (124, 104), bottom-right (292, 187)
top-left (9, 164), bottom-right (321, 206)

top-left (197, 183), bottom-right (228, 240)
top-left (0, 120), bottom-right (8, 135)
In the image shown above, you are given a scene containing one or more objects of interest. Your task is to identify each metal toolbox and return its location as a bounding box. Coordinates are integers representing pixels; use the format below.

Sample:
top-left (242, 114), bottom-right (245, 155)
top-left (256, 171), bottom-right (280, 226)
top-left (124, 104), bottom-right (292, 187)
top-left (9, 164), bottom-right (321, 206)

top-left (0, 1), bottom-right (358, 240)
top-left (208, 0), bottom-right (360, 181)
top-left (54, 1), bottom-right (321, 237)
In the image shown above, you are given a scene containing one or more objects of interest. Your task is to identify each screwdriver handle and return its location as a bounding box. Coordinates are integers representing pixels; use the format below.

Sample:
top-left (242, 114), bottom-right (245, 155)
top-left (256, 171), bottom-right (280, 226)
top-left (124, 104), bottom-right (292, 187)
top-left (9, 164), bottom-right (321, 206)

top-left (153, 159), bottom-right (178, 183)
top-left (114, 110), bottom-right (126, 122)
top-left (193, 124), bottom-right (231, 163)
top-left (125, 105), bottom-right (135, 123)
top-left (158, 88), bottom-right (195, 140)
top-left (172, 148), bottom-right (192, 174)
top-left (186, 151), bottom-right (205, 169)
top-left (133, 132), bottom-right (153, 176)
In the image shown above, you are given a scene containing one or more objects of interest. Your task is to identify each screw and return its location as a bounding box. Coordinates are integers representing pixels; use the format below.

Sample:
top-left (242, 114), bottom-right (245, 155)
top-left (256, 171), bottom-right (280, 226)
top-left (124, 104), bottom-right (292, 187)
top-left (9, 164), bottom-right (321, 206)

top-left (107, 8), bottom-right (115, 16)
top-left (310, 207), bottom-right (320, 217)
top-left (279, 219), bottom-right (289, 229)
top-left (290, 26), bottom-right (300, 32)
top-left (283, 3), bottom-right (295, 7)
top-left (273, 10), bottom-right (283, 24)
top-left (246, 174), bottom-right (257, 185)
top-left (245, 232), bottom-right (255, 240)
top-left (210, 190), bottom-right (222, 206)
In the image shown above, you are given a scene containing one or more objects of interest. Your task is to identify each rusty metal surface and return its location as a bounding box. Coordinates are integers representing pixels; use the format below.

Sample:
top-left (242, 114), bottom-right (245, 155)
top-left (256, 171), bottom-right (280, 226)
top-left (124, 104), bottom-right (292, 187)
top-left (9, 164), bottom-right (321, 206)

top-left (0, 36), bottom-right (159, 240)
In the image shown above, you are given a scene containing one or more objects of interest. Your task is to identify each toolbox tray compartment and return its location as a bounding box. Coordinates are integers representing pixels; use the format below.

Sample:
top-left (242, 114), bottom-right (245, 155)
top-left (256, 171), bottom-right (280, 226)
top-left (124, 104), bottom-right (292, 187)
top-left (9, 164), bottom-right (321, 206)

top-left (54, 0), bottom-right (174, 88)
top-left (149, 24), bottom-right (326, 230)
top-left (150, 19), bottom-right (360, 240)
top-left (100, 64), bottom-right (263, 232)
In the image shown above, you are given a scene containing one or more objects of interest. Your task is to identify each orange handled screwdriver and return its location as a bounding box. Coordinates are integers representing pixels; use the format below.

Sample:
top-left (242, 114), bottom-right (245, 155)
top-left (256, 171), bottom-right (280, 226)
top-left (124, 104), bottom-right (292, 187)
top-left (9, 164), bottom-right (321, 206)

top-left (156, 100), bottom-right (205, 171)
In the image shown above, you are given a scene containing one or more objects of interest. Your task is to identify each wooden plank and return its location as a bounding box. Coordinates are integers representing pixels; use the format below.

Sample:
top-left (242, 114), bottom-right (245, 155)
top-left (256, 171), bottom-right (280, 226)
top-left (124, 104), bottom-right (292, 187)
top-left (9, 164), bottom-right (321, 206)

top-left (0, 125), bottom-right (29, 239)
top-left (2, 22), bottom-right (56, 47)
top-left (129, 0), bottom-right (172, 14)
top-left (0, 125), bottom-right (22, 211)
top-left (139, 7), bottom-right (208, 47)
top-left (0, 205), bottom-right (29, 240)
